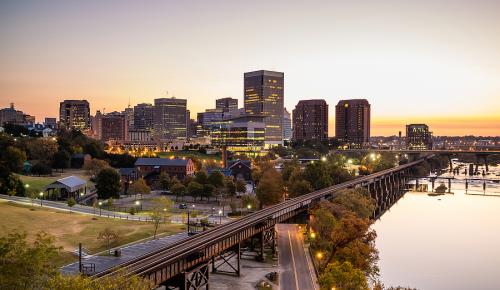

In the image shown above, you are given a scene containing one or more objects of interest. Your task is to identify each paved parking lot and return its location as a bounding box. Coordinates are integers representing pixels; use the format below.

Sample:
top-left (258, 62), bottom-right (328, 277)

top-left (61, 232), bottom-right (189, 275)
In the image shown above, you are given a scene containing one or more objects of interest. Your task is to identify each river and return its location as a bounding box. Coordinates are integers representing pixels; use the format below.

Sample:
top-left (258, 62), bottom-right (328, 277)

top-left (372, 163), bottom-right (500, 290)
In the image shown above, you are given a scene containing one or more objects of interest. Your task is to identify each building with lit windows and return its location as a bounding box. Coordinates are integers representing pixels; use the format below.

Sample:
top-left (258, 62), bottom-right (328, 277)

top-left (283, 108), bottom-right (292, 141)
top-left (211, 115), bottom-right (266, 156)
top-left (101, 112), bottom-right (127, 141)
top-left (153, 98), bottom-right (187, 140)
top-left (335, 99), bottom-right (370, 148)
top-left (244, 70), bottom-right (284, 146)
top-left (406, 124), bottom-right (432, 150)
top-left (292, 100), bottom-right (328, 141)
top-left (216, 97), bottom-right (238, 112)
top-left (197, 109), bottom-right (224, 136)
top-left (59, 100), bottom-right (91, 131)
top-left (133, 103), bottom-right (154, 131)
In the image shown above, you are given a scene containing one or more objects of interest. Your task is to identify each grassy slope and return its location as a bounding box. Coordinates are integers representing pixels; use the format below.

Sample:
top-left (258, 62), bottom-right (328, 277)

top-left (0, 201), bottom-right (184, 266)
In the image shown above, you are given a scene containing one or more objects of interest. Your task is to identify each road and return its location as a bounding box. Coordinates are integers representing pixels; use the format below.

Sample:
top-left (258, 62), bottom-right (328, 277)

top-left (0, 194), bottom-right (232, 224)
top-left (277, 224), bottom-right (317, 290)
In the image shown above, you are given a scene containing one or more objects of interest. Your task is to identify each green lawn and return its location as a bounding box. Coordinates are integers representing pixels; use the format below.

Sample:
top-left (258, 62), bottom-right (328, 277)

top-left (0, 201), bottom-right (184, 266)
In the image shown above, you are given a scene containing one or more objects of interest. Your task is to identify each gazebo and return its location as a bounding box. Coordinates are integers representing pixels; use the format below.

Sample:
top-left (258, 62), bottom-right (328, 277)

top-left (45, 176), bottom-right (87, 200)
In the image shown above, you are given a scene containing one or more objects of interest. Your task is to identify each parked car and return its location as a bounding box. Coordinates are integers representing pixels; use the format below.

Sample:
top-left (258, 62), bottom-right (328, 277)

top-left (179, 203), bottom-right (188, 209)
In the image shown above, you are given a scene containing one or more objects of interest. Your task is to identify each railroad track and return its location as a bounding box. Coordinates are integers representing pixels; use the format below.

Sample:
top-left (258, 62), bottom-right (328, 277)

top-left (94, 157), bottom-right (429, 280)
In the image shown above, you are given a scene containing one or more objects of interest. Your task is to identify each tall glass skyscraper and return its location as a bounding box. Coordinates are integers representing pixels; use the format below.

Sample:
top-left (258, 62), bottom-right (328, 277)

top-left (153, 98), bottom-right (187, 140)
top-left (244, 70), bottom-right (284, 146)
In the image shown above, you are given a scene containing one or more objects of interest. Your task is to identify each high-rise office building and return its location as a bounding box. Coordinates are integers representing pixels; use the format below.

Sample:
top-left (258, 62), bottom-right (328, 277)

top-left (59, 100), bottom-right (91, 131)
top-left (293, 99), bottom-right (328, 141)
top-left (133, 103), bottom-right (154, 131)
top-left (101, 112), bottom-right (127, 141)
top-left (123, 107), bottom-right (134, 129)
top-left (91, 110), bottom-right (103, 139)
top-left (153, 98), bottom-right (187, 140)
top-left (216, 98), bottom-right (238, 112)
top-left (283, 108), bottom-right (292, 141)
top-left (406, 124), bottom-right (432, 150)
top-left (244, 70), bottom-right (284, 146)
top-left (335, 99), bottom-right (370, 148)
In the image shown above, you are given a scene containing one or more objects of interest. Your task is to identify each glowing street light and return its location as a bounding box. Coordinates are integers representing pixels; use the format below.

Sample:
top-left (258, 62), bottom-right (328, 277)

top-left (218, 209), bottom-right (223, 224)
top-left (39, 192), bottom-right (43, 207)
top-left (98, 201), bottom-right (103, 216)
top-left (316, 252), bottom-right (323, 259)
top-left (321, 156), bottom-right (327, 162)
top-left (310, 232), bottom-right (316, 239)
top-left (135, 200), bottom-right (142, 211)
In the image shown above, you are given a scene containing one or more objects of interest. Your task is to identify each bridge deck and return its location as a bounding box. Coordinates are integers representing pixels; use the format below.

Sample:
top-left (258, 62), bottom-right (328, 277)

top-left (92, 157), bottom-right (430, 285)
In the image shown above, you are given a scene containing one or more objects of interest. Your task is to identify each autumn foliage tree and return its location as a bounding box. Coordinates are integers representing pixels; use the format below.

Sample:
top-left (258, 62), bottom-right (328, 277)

top-left (256, 166), bottom-right (283, 208)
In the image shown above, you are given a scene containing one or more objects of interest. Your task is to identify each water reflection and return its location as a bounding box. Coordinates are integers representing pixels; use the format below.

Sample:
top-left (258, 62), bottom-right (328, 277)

top-left (373, 165), bottom-right (500, 290)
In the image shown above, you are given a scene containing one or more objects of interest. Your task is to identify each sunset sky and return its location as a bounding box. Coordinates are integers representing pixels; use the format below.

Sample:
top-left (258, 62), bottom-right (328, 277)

top-left (1, 0), bottom-right (499, 136)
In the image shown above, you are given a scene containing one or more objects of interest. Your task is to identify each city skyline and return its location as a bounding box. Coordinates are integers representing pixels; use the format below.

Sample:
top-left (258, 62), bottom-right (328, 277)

top-left (1, 0), bottom-right (500, 136)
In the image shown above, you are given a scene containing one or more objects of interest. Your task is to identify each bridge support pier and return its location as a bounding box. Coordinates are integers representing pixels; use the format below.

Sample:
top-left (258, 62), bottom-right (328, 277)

top-left (162, 262), bottom-right (210, 290)
top-left (263, 227), bottom-right (277, 254)
top-left (212, 243), bottom-right (241, 276)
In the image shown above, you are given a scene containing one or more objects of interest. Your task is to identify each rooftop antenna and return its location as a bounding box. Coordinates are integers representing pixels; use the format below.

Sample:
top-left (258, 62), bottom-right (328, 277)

top-left (127, 96), bottom-right (131, 108)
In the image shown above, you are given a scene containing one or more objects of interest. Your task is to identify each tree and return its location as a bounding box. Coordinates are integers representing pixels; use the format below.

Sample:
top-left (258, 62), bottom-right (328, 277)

top-left (288, 179), bottom-right (314, 198)
top-left (95, 168), bottom-right (121, 199)
top-left (83, 158), bottom-right (111, 177)
top-left (0, 174), bottom-right (25, 197)
top-left (67, 197), bottom-right (76, 213)
top-left (27, 138), bottom-right (58, 163)
top-left (3, 146), bottom-right (26, 173)
top-left (171, 182), bottom-right (186, 201)
top-left (225, 178), bottom-right (236, 197)
top-left (158, 171), bottom-right (171, 191)
top-left (318, 261), bottom-right (369, 290)
top-left (149, 197), bottom-right (174, 239)
top-left (303, 162), bottom-right (333, 190)
top-left (202, 183), bottom-right (215, 201)
top-left (97, 228), bottom-right (120, 253)
top-left (256, 167), bottom-right (283, 207)
top-left (129, 178), bottom-right (151, 199)
top-left (236, 179), bottom-right (246, 194)
top-left (52, 150), bottom-right (71, 172)
top-left (332, 188), bottom-right (375, 219)
top-left (47, 269), bottom-right (151, 290)
top-left (208, 171), bottom-right (224, 188)
top-left (187, 181), bottom-right (204, 201)
top-left (194, 171), bottom-right (209, 185)
top-left (0, 231), bottom-right (60, 289)
top-left (31, 161), bottom-right (52, 176)
top-left (241, 194), bottom-right (259, 210)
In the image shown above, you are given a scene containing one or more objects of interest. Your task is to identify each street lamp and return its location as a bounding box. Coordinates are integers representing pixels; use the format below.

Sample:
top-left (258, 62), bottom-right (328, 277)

top-left (211, 207), bottom-right (215, 216)
top-left (218, 210), bottom-right (222, 224)
top-left (135, 200), bottom-right (142, 211)
top-left (310, 232), bottom-right (316, 239)
top-left (247, 204), bottom-right (252, 214)
top-left (321, 156), bottom-right (327, 162)
top-left (39, 192), bottom-right (43, 207)
top-left (98, 201), bottom-right (103, 216)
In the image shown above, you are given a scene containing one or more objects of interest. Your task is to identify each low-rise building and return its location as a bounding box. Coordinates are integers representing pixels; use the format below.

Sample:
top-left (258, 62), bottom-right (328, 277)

top-left (135, 158), bottom-right (195, 180)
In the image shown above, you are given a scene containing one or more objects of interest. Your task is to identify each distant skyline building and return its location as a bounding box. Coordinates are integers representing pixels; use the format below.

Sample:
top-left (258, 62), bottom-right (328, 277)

top-left (123, 107), bottom-right (134, 129)
top-left (153, 97), bottom-right (187, 140)
top-left (101, 112), bottom-right (127, 141)
top-left (0, 103), bottom-right (25, 126)
top-left (216, 97), bottom-right (238, 112)
top-left (59, 100), bottom-right (90, 131)
top-left (283, 108), bottom-right (292, 141)
top-left (44, 117), bottom-right (57, 129)
top-left (406, 124), bottom-right (432, 150)
top-left (293, 99), bottom-right (328, 141)
top-left (244, 70), bottom-right (284, 146)
top-left (133, 103), bottom-right (154, 131)
top-left (335, 99), bottom-right (371, 148)
top-left (197, 108), bottom-right (224, 136)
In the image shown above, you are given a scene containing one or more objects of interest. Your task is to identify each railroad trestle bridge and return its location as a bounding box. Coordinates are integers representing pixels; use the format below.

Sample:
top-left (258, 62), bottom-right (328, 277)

top-left (94, 156), bottom-right (432, 289)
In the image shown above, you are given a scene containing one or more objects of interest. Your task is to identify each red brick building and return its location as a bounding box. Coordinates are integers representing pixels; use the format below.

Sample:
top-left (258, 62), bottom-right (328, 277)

top-left (135, 158), bottom-right (195, 180)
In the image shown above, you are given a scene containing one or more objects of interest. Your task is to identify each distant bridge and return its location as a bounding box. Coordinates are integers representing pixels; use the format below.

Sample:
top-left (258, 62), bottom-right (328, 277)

top-left (92, 156), bottom-right (432, 289)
